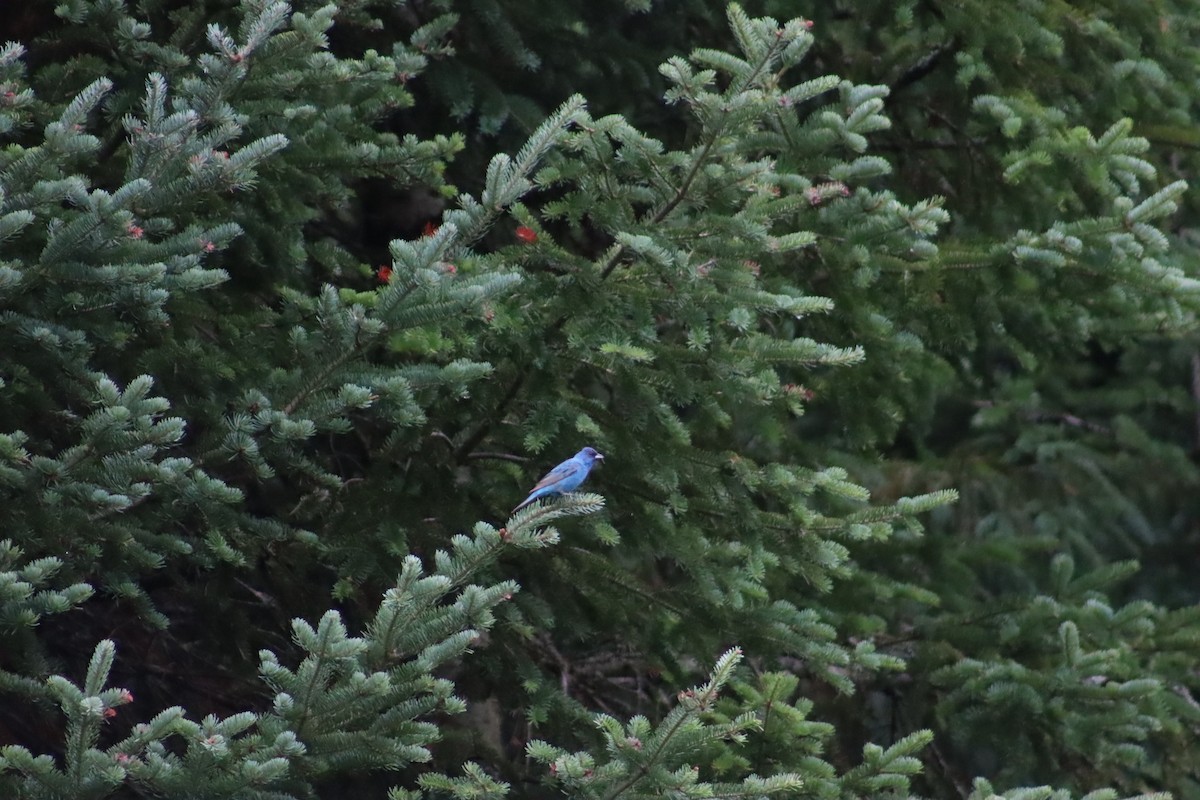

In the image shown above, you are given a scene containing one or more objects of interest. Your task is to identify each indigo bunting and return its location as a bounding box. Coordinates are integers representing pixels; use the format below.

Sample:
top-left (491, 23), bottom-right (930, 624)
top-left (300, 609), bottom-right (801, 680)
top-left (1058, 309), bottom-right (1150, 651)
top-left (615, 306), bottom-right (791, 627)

top-left (512, 447), bottom-right (605, 512)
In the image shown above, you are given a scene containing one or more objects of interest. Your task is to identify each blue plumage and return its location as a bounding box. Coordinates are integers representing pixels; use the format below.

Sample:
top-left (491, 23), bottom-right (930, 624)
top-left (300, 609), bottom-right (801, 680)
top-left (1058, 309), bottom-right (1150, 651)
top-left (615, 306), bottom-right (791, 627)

top-left (512, 447), bottom-right (604, 513)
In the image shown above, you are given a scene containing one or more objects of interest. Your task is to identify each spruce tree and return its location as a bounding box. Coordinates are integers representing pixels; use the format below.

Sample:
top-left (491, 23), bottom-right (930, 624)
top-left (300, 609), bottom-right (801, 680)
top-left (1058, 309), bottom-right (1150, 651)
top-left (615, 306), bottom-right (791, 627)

top-left (1, 2), bottom-right (1197, 800)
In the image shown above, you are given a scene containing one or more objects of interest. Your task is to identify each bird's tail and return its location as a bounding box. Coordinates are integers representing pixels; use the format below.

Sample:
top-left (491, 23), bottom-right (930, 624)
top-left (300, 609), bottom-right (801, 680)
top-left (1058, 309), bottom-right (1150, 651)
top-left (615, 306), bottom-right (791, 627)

top-left (511, 496), bottom-right (537, 514)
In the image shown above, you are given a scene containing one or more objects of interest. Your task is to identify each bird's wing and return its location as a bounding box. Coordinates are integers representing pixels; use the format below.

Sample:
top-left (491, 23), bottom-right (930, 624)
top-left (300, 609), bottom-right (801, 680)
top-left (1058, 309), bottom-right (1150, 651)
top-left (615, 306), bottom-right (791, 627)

top-left (527, 459), bottom-right (580, 493)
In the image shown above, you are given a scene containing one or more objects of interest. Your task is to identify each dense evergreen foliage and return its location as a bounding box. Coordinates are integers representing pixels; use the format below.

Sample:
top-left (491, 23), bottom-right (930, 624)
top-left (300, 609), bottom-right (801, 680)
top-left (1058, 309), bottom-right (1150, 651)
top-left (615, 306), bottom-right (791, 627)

top-left (0, 1), bottom-right (1197, 799)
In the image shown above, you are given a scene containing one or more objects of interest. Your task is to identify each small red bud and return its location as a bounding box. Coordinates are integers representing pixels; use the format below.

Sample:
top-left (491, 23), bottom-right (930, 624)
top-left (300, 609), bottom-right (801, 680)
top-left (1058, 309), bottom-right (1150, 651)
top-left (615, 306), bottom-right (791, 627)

top-left (127, 225), bottom-right (144, 240)
top-left (442, 263), bottom-right (457, 274)
top-left (120, 690), bottom-right (134, 704)
top-left (104, 708), bottom-right (117, 718)
top-left (377, 266), bottom-right (393, 283)
top-left (422, 221), bottom-right (439, 237)
top-left (115, 753), bottom-right (131, 764)
top-left (515, 225), bottom-right (538, 244)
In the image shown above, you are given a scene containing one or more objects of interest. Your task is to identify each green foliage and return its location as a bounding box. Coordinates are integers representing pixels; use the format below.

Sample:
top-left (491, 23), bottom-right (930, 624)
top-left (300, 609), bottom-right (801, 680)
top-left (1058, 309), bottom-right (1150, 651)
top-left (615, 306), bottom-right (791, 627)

top-left (526, 648), bottom-right (807, 800)
top-left (0, 511), bottom-right (583, 799)
top-left (0, 1), bottom-right (1198, 800)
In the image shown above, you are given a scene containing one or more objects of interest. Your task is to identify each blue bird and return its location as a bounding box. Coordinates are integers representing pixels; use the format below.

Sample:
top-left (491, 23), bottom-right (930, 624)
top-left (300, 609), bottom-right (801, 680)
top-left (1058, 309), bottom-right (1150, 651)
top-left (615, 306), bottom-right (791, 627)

top-left (512, 447), bottom-right (604, 513)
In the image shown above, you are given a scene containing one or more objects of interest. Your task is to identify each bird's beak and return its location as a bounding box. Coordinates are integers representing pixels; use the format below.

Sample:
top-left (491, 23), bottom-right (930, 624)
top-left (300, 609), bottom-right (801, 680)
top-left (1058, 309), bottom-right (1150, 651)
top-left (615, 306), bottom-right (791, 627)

top-left (595, 453), bottom-right (605, 460)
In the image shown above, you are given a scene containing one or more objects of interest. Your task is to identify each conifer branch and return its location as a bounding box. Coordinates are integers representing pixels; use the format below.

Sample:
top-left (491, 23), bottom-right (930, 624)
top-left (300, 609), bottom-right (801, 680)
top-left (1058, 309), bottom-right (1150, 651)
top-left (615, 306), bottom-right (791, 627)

top-left (453, 371), bottom-right (527, 462)
top-left (599, 17), bottom-right (784, 282)
top-left (282, 348), bottom-right (357, 416)
top-left (294, 623), bottom-right (334, 739)
top-left (598, 709), bottom-right (694, 800)
top-left (466, 450), bottom-right (527, 463)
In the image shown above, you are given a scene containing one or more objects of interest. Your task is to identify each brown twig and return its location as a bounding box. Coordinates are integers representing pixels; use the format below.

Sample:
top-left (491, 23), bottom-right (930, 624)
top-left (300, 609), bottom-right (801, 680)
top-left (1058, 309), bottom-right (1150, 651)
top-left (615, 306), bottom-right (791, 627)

top-left (1191, 352), bottom-right (1200, 449)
